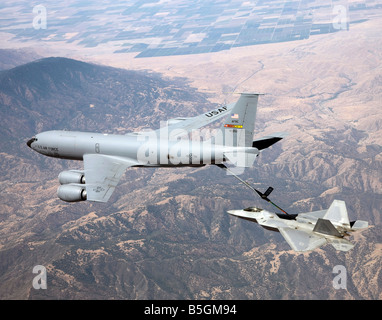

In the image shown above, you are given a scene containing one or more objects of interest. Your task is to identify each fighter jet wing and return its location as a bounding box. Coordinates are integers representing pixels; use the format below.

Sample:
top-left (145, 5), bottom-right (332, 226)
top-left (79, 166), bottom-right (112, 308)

top-left (83, 154), bottom-right (138, 202)
top-left (279, 227), bottom-right (327, 252)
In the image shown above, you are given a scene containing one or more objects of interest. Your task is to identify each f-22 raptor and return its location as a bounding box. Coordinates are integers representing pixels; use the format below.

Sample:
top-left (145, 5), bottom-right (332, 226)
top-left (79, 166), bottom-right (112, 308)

top-left (228, 195), bottom-right (368, 252)
top-left (27, 93), bottom-right (285, 203)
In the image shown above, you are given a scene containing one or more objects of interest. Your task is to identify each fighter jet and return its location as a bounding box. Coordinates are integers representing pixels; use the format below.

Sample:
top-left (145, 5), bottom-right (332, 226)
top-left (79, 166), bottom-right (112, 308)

top-left (228, 199), bottom-right (368, 252)
top-left (27, 93), bottom-right (285, 203)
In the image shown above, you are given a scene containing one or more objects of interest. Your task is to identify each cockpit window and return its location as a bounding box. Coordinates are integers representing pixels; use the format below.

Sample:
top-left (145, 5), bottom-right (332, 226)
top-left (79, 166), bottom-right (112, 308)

top-left (27, 137), bottom-right (38, 148)
top-left (243, 207), bottom-right (263, 212)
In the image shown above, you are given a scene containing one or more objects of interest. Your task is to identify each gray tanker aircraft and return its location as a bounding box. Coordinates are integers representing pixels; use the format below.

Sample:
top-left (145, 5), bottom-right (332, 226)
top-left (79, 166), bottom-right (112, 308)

top-left (228, 199), bottom-right (368, 252)
top-left (27, 93), bottom-right (285, 203)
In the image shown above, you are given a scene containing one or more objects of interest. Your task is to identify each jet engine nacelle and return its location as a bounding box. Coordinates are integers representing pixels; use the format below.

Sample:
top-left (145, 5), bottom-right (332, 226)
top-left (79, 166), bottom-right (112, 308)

top-left (166, 117), bottom-right (190, 126)
top-left (57, 184), bottom-right (87, 202)
top-left (58, 170), bottom-right (85, 185)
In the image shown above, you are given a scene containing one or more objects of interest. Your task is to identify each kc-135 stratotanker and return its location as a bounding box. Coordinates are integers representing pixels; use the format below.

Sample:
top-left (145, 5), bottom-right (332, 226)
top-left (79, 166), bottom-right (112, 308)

top-left (27, 93), bottom-right (286, 202)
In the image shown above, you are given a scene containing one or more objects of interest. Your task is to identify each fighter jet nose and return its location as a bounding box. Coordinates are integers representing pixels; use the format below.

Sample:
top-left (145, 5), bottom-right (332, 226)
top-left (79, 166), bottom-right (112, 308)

top-left (27, 136), bottom-right (37, 148)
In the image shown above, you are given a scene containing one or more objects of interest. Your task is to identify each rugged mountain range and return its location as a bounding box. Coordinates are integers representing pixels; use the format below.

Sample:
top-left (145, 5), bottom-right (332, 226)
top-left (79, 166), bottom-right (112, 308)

top-left (0, 57), bottom-right (381, 300)
top-left (0, 49), bottom-right (41, 71)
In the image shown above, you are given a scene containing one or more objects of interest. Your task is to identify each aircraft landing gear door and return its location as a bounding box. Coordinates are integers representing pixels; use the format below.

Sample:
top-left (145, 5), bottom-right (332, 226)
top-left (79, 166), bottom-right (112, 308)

top-left (95, 143), bottom-right (100, 154)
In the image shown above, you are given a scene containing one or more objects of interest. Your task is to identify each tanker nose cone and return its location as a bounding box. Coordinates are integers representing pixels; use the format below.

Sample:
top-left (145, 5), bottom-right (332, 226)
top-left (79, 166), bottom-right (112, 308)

top-left (27, 137), bottom-right (37, 149)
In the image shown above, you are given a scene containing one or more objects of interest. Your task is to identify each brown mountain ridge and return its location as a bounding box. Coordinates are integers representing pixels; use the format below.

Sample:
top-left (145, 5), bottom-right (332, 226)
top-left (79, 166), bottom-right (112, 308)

top-left (0, 56), bottom-right (381, 300)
